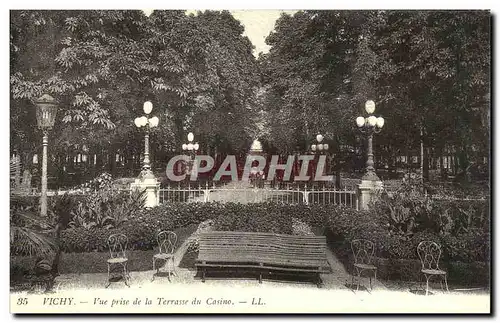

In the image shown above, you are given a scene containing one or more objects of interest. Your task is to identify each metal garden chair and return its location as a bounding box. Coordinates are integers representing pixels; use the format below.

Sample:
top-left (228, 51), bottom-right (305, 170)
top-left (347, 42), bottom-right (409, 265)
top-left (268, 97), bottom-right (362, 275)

top-left (152, 231), bottom-right (177, 281)
top-left (351, 239), bottom-right (378, 291)
top-left (417, 241), bottom-right (449, 295)
top-left (106, 234), bottom-right (130, 287)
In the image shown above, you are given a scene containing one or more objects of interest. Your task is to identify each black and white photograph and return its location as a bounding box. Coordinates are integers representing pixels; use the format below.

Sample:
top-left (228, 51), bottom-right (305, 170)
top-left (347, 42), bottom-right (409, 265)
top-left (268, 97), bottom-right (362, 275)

top-left (8, 4), bottom-right (492, 314)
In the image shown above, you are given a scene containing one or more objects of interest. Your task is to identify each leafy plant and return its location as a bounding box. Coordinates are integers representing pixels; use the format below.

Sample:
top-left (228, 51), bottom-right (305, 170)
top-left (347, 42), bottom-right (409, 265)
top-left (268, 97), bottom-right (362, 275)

top-left (10, 208), bottom-right (55, 257)
top-left (374, 182), bottom-right (438, 236)
top-left (68, 174), bottom-right (146, 230)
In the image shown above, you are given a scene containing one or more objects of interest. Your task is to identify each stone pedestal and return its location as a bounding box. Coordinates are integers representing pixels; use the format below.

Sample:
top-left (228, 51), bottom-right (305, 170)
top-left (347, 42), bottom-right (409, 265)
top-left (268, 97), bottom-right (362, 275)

top-left (130, 171), bottom-right (160, 208)
top-left (357, 180), bottom-right (383, 210)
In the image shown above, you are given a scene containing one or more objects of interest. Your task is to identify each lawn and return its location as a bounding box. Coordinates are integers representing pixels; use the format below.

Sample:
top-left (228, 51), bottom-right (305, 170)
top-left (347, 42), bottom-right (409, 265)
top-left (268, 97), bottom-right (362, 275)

top-left (179, 250), bottom-right (198, 269)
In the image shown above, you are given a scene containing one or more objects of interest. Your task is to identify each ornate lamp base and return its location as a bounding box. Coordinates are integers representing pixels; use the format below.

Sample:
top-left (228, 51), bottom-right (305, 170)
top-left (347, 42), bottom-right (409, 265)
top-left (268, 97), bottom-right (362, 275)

top-left (132, 167), bottom-right (159, 208)
top-left (138, 168), bottom-right (156, 181)
top-left (357, 179), bottom-right (384, 211)
top-left (361, 169), bottom-right (380, 181)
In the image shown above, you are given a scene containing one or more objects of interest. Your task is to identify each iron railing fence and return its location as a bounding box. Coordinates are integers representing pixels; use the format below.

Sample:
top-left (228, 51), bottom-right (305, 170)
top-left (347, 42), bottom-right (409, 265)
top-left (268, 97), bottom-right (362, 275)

top-left (157, 183), bottom-right (359, 209)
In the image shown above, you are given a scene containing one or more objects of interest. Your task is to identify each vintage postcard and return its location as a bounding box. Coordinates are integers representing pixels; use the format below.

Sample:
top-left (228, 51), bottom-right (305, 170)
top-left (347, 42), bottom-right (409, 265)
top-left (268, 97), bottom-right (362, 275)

top-left (9, 8), bottom-right (491, 314)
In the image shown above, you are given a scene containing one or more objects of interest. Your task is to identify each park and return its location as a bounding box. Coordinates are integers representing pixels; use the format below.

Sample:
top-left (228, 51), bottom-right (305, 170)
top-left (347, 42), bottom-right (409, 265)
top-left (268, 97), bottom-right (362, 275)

top-left (10, 9), bottom-right (490, 313)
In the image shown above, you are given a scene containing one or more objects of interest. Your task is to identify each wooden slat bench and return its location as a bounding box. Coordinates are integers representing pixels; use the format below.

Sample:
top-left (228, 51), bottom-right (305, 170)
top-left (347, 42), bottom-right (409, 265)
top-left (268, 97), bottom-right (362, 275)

top-left (195, 231), bottom-right (330, 287)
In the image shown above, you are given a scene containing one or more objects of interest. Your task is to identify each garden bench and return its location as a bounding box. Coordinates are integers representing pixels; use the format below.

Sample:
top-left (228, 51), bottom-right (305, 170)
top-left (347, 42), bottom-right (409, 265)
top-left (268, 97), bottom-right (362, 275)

top-left (195, 231), bottom-right (330, 287)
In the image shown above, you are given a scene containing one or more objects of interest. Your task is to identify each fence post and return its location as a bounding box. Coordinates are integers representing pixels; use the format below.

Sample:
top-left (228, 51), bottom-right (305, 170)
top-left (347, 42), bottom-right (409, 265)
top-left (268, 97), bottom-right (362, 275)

top-left (357, 179), bottom-right (383, 210)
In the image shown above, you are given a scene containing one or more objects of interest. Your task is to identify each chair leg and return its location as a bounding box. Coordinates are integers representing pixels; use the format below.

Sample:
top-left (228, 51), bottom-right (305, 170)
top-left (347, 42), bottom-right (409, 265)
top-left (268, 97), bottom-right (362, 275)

top-left (105, 264), bottom-right (111, 288)
top-left (444, 274), bottom-right (449, 292)
top-left (123, 263), bottom-right (130, 287)
top-left (151, 258), bottom-right (156, 282)
top-left (425, 274), bottom-right (430, 296)
top-left (172, 256), bottom-right (177, 276)
top-left (170, 257), bottom-right (176, 277)
top-left (167, 259), bottom-right (172, 282)
top-left (356, 269), bottom-right (361, 292)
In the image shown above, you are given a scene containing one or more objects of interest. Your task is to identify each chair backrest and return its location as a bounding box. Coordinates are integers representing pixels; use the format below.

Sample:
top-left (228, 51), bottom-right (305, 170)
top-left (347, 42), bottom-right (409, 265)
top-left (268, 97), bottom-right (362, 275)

top-left (108, 234), bottom-right (128, 259)
top-left (417, 240), bottom-right (442, 271)
top-left (157, 231), bottom-right (177, 254)
top-left (351, 239), bottom-right (375, 265)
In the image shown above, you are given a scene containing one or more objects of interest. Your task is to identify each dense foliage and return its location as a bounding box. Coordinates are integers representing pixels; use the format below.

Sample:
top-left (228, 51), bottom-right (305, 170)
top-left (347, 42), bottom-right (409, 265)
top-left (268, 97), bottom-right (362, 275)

top-left (260, 10), bottom-right (490, 179)
top-left (10, 10), bottom-right (260, 179)
top-left (11, 194), bottom-right (488, 265)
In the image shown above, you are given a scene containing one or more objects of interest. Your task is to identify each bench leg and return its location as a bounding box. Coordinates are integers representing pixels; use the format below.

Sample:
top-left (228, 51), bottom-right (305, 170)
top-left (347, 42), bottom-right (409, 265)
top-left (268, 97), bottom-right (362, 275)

top-left (202, 268), bottom-right (206, 283)
top-left (316, 274), bottom-right (322, 288)
top-left (259, 271), bottom-right (262, 284)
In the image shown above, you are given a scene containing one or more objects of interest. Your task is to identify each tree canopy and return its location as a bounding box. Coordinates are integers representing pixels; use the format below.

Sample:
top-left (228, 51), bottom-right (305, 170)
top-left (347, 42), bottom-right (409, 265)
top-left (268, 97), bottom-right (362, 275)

top-left (259, 10), bottom-right (490, 176)
top-left (10, 10), bottom-right (490, 182)
top-left (10, 10), bottom-right (261, 170)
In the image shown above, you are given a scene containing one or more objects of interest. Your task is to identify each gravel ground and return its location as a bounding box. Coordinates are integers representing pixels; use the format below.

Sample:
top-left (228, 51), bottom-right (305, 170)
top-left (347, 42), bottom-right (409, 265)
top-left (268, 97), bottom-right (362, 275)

top-left (15, 270), bottom-right (490, 313)
top-left (13, 216), bottom-right (490, 314)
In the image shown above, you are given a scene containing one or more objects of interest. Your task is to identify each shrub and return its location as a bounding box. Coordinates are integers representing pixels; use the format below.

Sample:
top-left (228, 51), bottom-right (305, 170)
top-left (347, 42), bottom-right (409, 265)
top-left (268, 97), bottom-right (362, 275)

top-left (14, 196), bottom-right (487, 269)
top-left (322, 196), bottom-right (490, 265)
top-left (372, 257), bottom-right (489, 286)
top-left (58, 202), bottom-right (217, 253)
top-left (213, 202), bottom-right (293, 234)
top-left (441, 228), bottom-right (490, 263)
top-left (68, 182), bottom-right (146, 230)
top-left (373, 182), bottom-right (438, 236)
top-left (60, 209), bottom-right (176, 252)
top-left (447, 261), bottom-right (490, 286)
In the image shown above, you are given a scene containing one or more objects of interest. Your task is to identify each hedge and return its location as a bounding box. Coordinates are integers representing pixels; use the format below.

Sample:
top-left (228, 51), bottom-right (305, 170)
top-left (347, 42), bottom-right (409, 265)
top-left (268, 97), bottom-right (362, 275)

top-left (341, 254), bottom-right (489, 286)
top-left (59, 202), bottom-right (298, 252)
top-left (13, 197), bottom-right (490, 272)
top-left (321, 203), bottom-right (490, 286)
top-left (59, 203), bottom-right (217, 252)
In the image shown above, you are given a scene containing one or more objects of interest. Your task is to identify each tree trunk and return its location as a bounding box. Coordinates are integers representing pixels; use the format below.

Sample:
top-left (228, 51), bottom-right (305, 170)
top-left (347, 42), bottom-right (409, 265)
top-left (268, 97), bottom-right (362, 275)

top-left (423, 147), bottom-right (429, 181)
top-left (439, 147), bottom-right (445, 179)
top-left (95, 148), bottom-right (103, 171)
top-left (109, 147), bottom-right (116, 175)
top-left (406, 144), bottom-right (411, 177)
top-left (420, 126), bottom-right (424, 183)
top-left (453, 152), bottom-right (458, 175)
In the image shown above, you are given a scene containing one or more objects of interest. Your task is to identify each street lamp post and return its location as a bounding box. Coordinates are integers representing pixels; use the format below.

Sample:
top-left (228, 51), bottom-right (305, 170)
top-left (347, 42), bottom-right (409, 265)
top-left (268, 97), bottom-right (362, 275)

top-left (182, 132), bottom-right (199, 176)
top-left (356, 100), bottom-right (385, 181)
top-left (355, 100), bottom-right (385, 211)
top-left (310, 134), bottom-right (329, 182)
top-left (34, 94), bottom-right (59, 217)
top-left (310, 133), bottom-right (329, 154)
top-left (132, 101), bottom-right (160, 208)
top-left (134, 101), bottom-right (159, 179)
